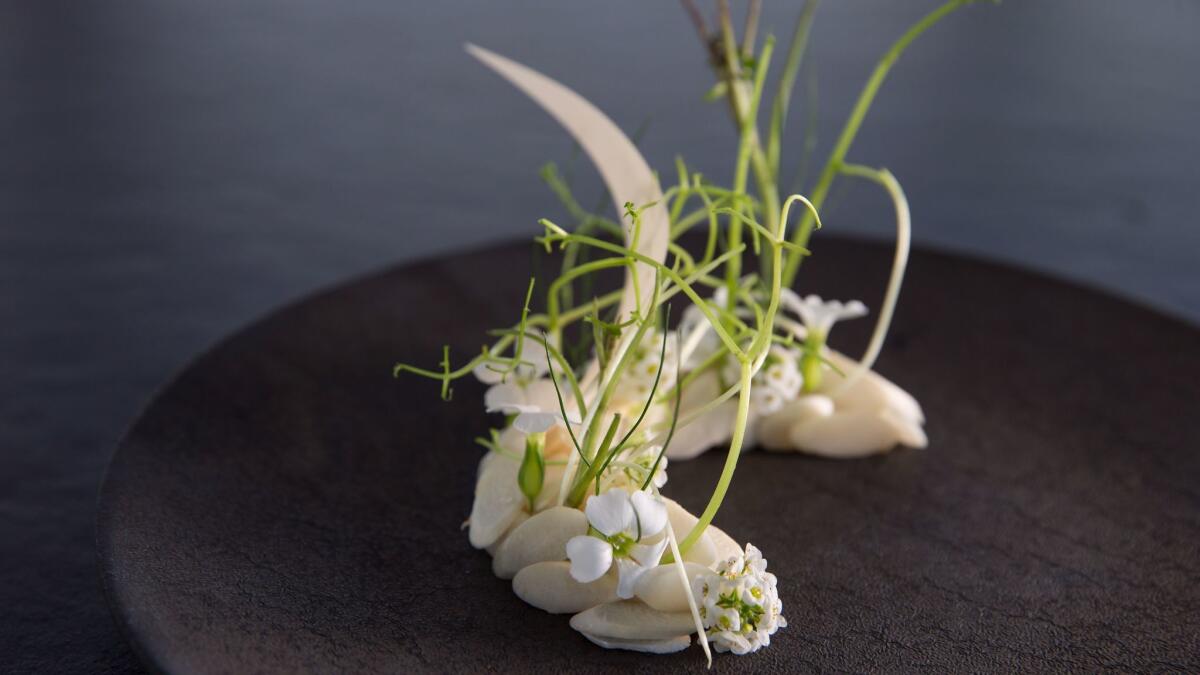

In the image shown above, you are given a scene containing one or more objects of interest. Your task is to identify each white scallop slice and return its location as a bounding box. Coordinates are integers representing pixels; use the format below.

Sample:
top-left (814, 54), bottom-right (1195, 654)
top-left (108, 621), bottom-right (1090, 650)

top-left (513, 561), bottom-right (618, 614)
top-left (882, 407), bottom-right (928, 449)
top-left (492, 506), bottom-right (587, 579)
top-left (822, 349), bottom-right (924, 424)
top-left (706, 523), bottom-right (742, 563)
top-left (758, 395), bottom-right (836, 451)
top-left (650, 498), bottom-right (716, 567)
top-left (633, 562), bottom-right (711, 612)
top-left (581, 632), bottom-right (691, 654)
top-left (788, 410), bottom-right (908, 458)
top-left (569, 600), bottom-right (696, 640)
top-left (533, 463), bottom-right (567, 513)
top-left (485, 510), bottom-right (529, 557)
top-left (468, 454), bottom-right (524, 549)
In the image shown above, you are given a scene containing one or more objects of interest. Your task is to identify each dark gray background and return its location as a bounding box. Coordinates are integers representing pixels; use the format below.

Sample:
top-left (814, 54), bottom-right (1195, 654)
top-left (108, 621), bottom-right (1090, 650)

top-left (1, 0), bottom-right (1196, 671)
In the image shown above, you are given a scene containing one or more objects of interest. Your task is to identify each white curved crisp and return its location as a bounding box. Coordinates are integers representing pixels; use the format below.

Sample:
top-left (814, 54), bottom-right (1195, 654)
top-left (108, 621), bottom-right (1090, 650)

top-left (466, 44), bottom-right (672, 508)
top-left (465, 43), bottom-right (669, 321)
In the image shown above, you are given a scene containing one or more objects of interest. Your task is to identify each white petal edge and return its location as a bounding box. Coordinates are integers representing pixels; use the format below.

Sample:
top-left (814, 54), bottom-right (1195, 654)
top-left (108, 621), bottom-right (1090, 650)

top-left (566, 535), bottom-right (613, 583)
top-left (630, 491), bottom-right (668, 539)
top-left (585, 489), bottom-right (635, 538)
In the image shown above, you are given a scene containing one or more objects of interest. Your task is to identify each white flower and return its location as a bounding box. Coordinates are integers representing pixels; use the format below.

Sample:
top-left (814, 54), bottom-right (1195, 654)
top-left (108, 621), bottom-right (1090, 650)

top-left (565, 488), bottom-right (668, 598)
top-left (474, 339), bottom-right (550, 385)
top-left (723, 345), bottom-right (804, 417)
top-left (692, 543), bottom-right (786, 655)
top-left (478, 339), bottom-right (577, 426)
top-left (781, 290), bottom-right (867, 338)
top-left (484, 380), bottom-right (578, 434)
top-left (614, 329), bottom-right (679, 404)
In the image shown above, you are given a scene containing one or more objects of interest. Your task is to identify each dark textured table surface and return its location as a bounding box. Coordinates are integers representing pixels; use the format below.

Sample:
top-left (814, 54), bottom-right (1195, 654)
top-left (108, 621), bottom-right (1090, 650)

top-left (2, 1), bottom-right (1198, 672)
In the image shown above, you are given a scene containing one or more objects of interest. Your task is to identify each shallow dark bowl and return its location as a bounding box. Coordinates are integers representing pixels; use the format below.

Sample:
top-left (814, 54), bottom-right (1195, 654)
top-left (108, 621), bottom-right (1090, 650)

top-left (97, 237), bottom-right (1200, 673)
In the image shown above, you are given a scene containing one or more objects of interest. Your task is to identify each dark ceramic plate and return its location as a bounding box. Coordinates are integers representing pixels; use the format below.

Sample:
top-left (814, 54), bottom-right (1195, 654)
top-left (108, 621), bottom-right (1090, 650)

top-left (97, 238), bottom-right (1200, 673)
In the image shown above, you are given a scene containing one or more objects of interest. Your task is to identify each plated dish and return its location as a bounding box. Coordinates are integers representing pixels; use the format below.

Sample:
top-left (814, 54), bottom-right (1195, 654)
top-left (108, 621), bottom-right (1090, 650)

top-left (97, 1), bottom-right (1200, 671)
top-left (393, 2), bottom-right (976, 664)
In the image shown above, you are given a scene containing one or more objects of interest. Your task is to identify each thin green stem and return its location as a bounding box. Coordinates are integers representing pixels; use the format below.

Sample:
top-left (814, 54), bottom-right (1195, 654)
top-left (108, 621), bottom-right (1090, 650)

top-left (782, 0), bottom-right (976, 286)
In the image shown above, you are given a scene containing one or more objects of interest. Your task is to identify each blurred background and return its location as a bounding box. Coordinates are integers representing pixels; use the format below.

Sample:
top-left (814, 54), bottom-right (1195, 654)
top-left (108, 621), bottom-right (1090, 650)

top-left (1, 0), bottom-right (1197, 671)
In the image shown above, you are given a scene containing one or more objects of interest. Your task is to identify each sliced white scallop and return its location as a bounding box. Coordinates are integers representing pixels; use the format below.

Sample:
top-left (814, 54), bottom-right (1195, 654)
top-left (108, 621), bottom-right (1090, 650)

top-left (468, 454), bottom-right (525, 549)
top-left (633, 562), bottom-right (711, 613)
top-left (580, 632), bottom-right (691, 654)
top-left (822, 349), bottom-right (924, 425)
top-left (706, 524), bottom-right (742, 564)
top-left (512, 561), bottom-right (618, 614)
top-left (758, 395), bottom-right (835, 451)
top-left (646, 498), bottom-right (716, 567)
top-left (788, 410), bottom-right (910, 458)
top-left (569, 600), bottom-right (696, 640)
top-left (485, 510), bottom-right (529, 557)
top-left (492, 506), bottom-right (587, 579)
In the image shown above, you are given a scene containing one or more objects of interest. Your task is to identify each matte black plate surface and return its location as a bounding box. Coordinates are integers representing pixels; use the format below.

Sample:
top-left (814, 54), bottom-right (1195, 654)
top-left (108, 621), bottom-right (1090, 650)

top-left (97, 238), bottom-right (1200, 673)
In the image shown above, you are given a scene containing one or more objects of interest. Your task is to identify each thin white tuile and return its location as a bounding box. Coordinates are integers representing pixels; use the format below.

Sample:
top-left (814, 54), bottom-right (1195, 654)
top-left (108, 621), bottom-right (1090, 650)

top-left (464, 43), bottom-right (669, 321)
top-left (662, 499), bottom-right (712, 668)
top-left (464, 44), bottom-right (671, 506)
top-left (831, 167), bottom-right (911, 395)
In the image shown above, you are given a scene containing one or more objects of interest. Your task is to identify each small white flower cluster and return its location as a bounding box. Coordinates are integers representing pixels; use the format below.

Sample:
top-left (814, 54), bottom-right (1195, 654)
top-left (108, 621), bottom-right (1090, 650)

top-left (692, 543), bottom-right (786, 655)
top-left (723, 345), bottom-right (804, 417)
top-left (598, 444), bottom-right (668, 493)
top-left (614, 329), bottom-right (679, 404)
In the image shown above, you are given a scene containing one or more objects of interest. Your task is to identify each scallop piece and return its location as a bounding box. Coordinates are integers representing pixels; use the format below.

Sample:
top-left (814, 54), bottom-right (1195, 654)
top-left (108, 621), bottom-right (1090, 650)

top-left (580, 632), bottom-right (691, 654)
top-left (570, 600), bottom-right (696, 640)
top-left (485, 510), bottom-right (529, 557)
top-left (533, 463), bottom-right (567, 512)
top-left (513, 561), bottom-right (618, 614)
top-left (468, 454), bottom-right (525, 549)
top-left (493, 506), bottom-right (587, 579)
top-left (758, 395), bottom-right (835, 451)
top-left (789, 410), bottom-right (911, 458)
top-left (633, 562), bottom-right (711, 612)
top-left (821, 350), bottom-right (925, 424)
top-left (663, 498), bottom-right (718, 567)
top-left (706, 524), bottom-right (742, 564)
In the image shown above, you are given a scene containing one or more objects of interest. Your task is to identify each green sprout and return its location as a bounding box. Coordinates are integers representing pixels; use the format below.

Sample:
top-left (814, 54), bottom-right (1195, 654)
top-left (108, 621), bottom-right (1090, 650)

top-left (395, 0), bottom-right (990, 556)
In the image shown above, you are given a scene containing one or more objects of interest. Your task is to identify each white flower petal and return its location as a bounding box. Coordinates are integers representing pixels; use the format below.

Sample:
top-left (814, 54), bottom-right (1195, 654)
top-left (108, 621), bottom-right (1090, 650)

top-left (615, 557), bottom-right (647, 599)
top-left (484, 383), bottom-right (527, 413)
top-left (585, 489), bottom-right (635, 538)
top-left (516, 340), bottom-right (551, 377)
top-left (513, 411), bottom-right (559, 434)
top-left (566, 535), bottom-right (613, 583)
top-left (630, 538), bottom-right (668, 569)
top-left (473, 362), bottom-right (506, 384)
top-left (630, 491), bottom-right (668, 539)
top-left (523, 378), bottom-right (563, 413)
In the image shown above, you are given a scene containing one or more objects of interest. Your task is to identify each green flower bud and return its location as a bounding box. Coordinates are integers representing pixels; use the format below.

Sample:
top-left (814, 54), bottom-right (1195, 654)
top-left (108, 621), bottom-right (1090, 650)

top-left (800, 332), bottom-right (824, 393)
top-left (517, 435), bottom-right (545, 510)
